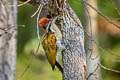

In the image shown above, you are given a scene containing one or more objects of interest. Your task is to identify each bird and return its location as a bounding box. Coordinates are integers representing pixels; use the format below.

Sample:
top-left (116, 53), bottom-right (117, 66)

top-left (38, 17), bottom-right (63, 73)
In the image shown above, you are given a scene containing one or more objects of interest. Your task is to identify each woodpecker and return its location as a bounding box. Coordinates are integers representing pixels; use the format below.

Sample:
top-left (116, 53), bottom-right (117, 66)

top-left (39, 17), bottom-right (63, 73)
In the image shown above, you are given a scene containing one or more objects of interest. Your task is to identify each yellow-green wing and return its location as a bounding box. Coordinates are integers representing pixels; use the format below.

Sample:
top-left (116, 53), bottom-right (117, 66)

top-left (42, 32), bottom-right (56, 70)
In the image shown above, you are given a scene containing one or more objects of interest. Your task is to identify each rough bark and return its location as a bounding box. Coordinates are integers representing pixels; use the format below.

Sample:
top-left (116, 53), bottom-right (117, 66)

top-left (61, 1), bottom-right (86, 80)
top-left (0, 0), bottom-right (17, 80)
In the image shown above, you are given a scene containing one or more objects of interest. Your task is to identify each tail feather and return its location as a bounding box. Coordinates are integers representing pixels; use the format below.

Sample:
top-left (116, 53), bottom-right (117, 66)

top-left (55, 61), bottom-right (63, 73)
top-left (52, 66), bottom-right (55, 71)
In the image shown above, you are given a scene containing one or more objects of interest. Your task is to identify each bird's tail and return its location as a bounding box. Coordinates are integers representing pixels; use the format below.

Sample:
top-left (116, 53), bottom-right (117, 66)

top-left (55, 61), bottom-right (63, 73)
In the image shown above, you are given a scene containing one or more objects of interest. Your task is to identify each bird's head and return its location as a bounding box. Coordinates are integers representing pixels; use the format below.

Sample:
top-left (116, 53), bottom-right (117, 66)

top-left (38, 17), bottom-right (50, 28)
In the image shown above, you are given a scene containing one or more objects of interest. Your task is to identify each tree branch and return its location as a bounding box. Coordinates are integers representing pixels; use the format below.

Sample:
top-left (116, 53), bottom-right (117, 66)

top-left (81, 0), bottom-right (120, 29)
top-left (98, 63), bottom-right (120, 74)
top-left (0, 0), bottom-right (17, 80)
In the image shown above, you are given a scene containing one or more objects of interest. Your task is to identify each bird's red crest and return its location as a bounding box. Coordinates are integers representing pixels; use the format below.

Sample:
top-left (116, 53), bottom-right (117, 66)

top-left (39, 17), bottom-right (49, 27)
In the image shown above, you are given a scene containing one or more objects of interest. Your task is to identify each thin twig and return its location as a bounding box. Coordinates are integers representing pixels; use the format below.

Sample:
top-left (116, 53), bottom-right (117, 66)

top-left (111, 0), bottom-right (120, 16)
top-left (18, 0), bottom-right (31, 7)
top-left (106, 49), bottom-right (120, 57)
top-left (112, 60), bottom-right (120, 63)
top-left (98, 63), bottom-right (120, 73)
top-left (40, 32), bottom-right (47, 44)
top-left (0, 25), bottom-right (24, 30)
top-left (81, 0), bottom-right (120, 29)
top-left (37, 4), bottom-right (43, 40)
top-left (112, 18), bottom-right (120, 21)
top-left (87, 64), bottom-right (99, 80)
top-left (31, 4), bottom-right (42, 18)
top-left (17, 41), bottom-right (41, 80)
top-left (99, 48), bottom-right (120, 58)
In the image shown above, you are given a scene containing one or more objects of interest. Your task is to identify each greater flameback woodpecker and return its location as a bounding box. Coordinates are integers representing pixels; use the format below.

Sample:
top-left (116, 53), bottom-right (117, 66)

top-left (38, 17), bottom-right (63, 73)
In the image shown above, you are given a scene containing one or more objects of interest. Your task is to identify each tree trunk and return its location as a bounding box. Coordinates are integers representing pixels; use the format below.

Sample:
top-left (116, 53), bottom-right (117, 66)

top-left (0, 0), bottom-right (17, 80)
top-left (61, 1), bottom-right (86, 80)
top-left (84, 0), bottom-right (99, 80)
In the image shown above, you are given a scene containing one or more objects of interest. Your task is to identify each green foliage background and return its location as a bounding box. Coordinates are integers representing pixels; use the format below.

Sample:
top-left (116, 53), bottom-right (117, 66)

top-left (17, 0), bottom-right (120, 80)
